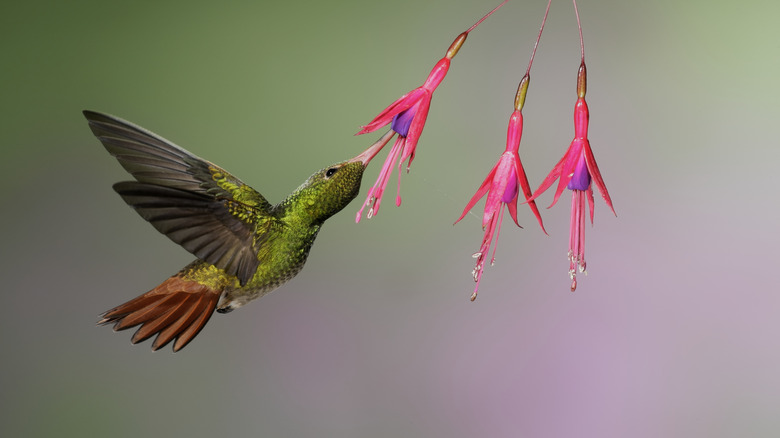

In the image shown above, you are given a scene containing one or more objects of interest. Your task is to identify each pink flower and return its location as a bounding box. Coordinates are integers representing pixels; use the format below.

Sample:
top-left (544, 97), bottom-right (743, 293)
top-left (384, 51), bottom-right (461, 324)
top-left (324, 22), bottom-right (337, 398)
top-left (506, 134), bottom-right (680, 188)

top-left (454, 0), bottom-right (553, 300)
top-left (528, 61), bottom-right (615, 291)
top-left (355, 1), bottom-right (507, 222)
top-left (455, 92), bottom-right (546, 300)
top-left (354, 59), bottom-right (445, 221)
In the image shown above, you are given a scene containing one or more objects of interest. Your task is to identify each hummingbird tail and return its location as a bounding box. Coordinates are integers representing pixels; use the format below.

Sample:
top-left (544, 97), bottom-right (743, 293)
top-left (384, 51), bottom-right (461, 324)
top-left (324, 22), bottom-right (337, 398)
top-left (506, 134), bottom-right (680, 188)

top-left (98, 276), bottom-right (222, 352)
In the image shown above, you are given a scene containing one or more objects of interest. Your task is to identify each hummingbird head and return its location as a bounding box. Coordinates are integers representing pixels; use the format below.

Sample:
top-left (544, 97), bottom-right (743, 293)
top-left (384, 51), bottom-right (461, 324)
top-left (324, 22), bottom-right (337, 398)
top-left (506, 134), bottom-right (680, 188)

top-left (293, 160), bottom-right (367, 224)
top-left (282, 132), bottom-right (392, 224)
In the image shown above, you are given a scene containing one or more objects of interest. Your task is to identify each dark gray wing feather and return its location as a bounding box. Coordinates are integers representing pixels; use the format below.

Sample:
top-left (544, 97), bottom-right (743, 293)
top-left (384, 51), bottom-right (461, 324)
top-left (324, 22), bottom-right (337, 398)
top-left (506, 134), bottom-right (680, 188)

top-left (85, 110), bottom-right (272, 285)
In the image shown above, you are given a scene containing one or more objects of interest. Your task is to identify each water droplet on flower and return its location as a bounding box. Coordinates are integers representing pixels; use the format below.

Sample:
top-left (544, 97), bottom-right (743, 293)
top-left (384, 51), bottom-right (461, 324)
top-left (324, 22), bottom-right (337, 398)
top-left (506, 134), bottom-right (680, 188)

top-left (472, 252), bottom-right (482, 259)
top-left (470, 292), bottom-right (478, 301)
top-left (571, 278), bottom-right (577, 292)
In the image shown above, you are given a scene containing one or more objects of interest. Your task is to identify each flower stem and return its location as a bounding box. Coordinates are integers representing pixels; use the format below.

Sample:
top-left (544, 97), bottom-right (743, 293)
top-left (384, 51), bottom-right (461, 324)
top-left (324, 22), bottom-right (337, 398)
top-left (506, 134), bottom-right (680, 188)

top-left (466, 0), bottom-right (508, 34)
top-left (573, 0), bottom-right (584, 62)
top-left (524, 0), bottom-right (552, 77)
top-left (573, 0), bottom-right (587, 98)
top-left (447, 0), bottom-right (509, 59)
top-left (514, 0), bottom-right (552, 112)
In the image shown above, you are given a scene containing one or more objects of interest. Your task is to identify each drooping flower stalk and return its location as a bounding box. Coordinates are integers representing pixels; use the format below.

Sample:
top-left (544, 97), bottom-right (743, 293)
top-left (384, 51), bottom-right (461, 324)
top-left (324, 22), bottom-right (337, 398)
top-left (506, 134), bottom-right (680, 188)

top-left (455, 0), bottom-right (552, 301)
top-left (528, 0), bottom-right (616, 291)
top-left (355, 1), bottom-right (508, 222)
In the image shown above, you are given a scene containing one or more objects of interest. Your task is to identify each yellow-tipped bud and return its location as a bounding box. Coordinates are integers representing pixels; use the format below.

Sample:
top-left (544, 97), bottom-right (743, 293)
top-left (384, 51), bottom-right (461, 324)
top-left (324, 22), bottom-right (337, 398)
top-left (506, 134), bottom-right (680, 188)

top-left (577, 61), bottom-right (587, 98)
top-left (446, 32), bottom-right (468, 59)
top-left (514, 74), bottom-right (530, 112)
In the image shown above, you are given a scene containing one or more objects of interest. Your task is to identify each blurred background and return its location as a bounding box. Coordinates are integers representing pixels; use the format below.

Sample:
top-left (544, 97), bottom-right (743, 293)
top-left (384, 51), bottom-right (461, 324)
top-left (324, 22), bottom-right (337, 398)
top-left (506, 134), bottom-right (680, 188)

top-left (2, 0), bottom-right (779, 436)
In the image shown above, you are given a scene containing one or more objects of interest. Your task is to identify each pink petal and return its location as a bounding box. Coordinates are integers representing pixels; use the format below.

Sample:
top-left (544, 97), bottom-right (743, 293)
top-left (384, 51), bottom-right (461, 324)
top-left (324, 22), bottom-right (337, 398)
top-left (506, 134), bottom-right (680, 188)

top-left (528, 153), bottom-right (565, 203)
top-left (506, 197), bottom-right (519, 227)
top-left (482, 154), bottom-right (515, 228)
top-left (356, 88), bottom-right (427, 135)
top-left (512, 155), bottom-right (546, 234)
top-left (502, 169), bottom-right (518, 203)
top-left (454, 165), bottom-right (497, 225)
top-left (582, 140), bottom-right (616, 216)
top-left (399, 94), bottom-right (432, 169)
top-left (548, 140), bottom-right (582, 208)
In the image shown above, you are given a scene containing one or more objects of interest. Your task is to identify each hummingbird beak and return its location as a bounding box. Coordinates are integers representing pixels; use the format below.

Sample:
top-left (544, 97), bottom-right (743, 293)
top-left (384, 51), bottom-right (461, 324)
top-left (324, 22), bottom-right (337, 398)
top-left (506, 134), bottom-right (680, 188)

top-left (348, 129), bottom-right (396, 166)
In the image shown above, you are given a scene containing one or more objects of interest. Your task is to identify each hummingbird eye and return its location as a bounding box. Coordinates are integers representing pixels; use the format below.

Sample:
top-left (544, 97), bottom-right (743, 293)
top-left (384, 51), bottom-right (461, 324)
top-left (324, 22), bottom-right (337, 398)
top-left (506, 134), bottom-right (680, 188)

top-left (325, 167), bottom-right (339, 178)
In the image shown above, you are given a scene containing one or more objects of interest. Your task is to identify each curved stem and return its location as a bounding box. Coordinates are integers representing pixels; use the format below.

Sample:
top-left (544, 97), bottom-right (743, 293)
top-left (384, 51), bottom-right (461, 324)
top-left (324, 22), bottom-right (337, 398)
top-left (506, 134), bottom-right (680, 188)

top-left (524, 0), bottom-right (553, 76)
top-left (573, 0), bottom-right (585, 62)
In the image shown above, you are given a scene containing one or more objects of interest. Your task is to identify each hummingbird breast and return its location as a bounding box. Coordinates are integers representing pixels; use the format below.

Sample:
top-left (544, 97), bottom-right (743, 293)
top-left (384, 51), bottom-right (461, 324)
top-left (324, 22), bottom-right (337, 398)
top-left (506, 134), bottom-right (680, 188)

top-left (178, 224), bottom-right (322, 313)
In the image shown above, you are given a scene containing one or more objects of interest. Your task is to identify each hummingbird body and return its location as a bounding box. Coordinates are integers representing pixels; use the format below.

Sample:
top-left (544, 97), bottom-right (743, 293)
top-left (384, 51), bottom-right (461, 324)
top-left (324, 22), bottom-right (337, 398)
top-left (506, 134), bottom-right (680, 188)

top-left (86, 110), bottom-right (387, 351)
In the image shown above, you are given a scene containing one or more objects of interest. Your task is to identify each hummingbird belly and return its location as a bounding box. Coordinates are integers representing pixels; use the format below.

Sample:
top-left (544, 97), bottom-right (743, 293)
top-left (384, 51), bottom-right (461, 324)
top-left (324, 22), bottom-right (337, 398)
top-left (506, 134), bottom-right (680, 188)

top-left (177, 232), bottom-right (315, 314)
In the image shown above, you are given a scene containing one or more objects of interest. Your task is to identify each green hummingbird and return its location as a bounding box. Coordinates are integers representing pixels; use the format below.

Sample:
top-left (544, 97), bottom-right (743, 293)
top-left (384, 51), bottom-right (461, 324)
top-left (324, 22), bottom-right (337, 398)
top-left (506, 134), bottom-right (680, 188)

top-left (85, 110), bottom-right (392, 352)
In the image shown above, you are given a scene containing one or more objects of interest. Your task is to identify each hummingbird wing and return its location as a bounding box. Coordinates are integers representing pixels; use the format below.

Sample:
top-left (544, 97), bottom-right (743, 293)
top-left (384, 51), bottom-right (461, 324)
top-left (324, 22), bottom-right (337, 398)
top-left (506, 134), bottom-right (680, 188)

top-left (85, 110), bottom-right (273, 286)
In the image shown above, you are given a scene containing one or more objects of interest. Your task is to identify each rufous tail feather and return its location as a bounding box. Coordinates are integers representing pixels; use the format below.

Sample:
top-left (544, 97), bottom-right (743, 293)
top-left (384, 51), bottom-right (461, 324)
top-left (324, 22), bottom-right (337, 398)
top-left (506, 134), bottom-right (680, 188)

top-left (98, 276), bottom-right (221, 352)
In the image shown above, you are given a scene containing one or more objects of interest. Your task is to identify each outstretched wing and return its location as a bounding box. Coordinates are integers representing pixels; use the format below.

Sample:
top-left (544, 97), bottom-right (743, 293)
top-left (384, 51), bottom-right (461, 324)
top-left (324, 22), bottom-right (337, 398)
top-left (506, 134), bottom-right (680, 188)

top-left (85, 110), bottom-right (272, 285)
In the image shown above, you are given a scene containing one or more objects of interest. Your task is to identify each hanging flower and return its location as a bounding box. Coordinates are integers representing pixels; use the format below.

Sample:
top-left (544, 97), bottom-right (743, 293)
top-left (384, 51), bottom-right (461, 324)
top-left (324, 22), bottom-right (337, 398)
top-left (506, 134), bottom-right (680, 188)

top-left (528, 61), bottom-right (615, 291)
top-left (454, 0), bottom-right (553, 300)
top-left (355, 1), bottom-right (508, 222)
top-left (455, 75), bottom-right (546, 300)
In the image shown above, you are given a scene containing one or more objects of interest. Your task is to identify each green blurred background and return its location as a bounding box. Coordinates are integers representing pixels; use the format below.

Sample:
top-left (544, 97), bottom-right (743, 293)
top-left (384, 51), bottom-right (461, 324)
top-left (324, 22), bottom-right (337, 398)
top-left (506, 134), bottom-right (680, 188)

top-left (2, 0), bottom-right (779, 436)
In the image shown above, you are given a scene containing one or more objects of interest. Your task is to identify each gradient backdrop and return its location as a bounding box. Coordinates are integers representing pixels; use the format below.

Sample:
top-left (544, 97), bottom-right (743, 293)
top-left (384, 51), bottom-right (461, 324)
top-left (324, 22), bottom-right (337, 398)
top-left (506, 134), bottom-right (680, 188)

top-left (2, 0), bottom-right (779, 437)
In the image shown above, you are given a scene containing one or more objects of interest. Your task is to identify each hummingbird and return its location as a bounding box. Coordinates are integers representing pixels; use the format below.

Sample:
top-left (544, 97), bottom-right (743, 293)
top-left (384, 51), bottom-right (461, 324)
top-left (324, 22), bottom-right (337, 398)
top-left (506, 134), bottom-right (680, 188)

top-left (85, 110), bottom-right (392, 352)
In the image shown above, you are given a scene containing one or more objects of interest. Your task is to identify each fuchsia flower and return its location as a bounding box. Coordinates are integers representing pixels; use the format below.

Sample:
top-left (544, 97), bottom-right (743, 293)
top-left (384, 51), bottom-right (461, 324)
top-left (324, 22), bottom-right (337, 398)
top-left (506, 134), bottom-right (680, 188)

top-left (355, 1), bottom-right (507, 222)
top-left (354, 58), bottom-right (446, 221)
top-left (454, 0), bottom-right (552, 301)
top-left (528, 60), bottom-right (616, 291)
top-left (455, 75), bottom-right (546, 301)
